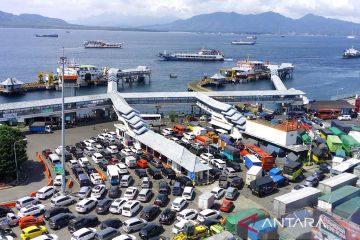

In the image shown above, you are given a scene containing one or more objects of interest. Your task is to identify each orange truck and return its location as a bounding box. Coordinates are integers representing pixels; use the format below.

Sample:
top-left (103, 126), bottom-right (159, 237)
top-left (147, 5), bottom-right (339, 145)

top-left (194, 135), bottom-right (212, 145)
top-left (173, 124), bottom-right (186, 135)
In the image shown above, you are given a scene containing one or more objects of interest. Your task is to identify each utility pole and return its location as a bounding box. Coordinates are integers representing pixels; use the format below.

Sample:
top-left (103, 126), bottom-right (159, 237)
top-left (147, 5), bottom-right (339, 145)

top-left (60, 52), bottom-right (67, 194)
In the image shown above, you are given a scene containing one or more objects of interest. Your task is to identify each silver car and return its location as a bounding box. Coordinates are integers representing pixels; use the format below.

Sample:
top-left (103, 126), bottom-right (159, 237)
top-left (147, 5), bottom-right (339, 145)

top-left (77, 186), bottom-right (92, 199)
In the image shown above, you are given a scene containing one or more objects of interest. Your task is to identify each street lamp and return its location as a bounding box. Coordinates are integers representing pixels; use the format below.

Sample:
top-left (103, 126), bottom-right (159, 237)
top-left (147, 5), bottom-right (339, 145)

top-left (59, 54), bottom-right (67, 194)
top-left (13, 138), bottom-right (27, 183)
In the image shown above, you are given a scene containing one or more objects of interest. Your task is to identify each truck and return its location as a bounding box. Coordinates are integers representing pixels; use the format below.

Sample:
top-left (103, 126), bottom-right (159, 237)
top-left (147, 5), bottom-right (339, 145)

top-left (125, 156), bottom-right (137, 168)
top-left (282, 160), bottom-right (303, 182)
top-left (244, 154), bottom-right (262, 169)
top-left (222, 145), bottom-right (240, 161)
top-left (318, 172), bottom-right (358, 194)
top-left (249, 176), bottom-right (274, 197)
top-left (270, 175), bottom-right (287, 187)
top-left (317, 185), bottom-right (360, 212)
top-left (29, 122), bottom-right (52, 133)
top-left (331, 120), bottom-right (352, 134)
top-left (198, 192), bottom-right (215, 210)
top-left (273, 187), bottom-right (321, 218)
top-left (245, 166), bottom-right (262, 186)
top-left (192, 126), bottom-right (207, 136)
top-left (194, 135), bottom-right (212, 146)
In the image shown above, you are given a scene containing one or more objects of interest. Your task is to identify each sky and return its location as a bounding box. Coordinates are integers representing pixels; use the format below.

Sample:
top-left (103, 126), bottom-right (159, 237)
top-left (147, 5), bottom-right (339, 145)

top-left (1, 0), bottom-right (360, 24)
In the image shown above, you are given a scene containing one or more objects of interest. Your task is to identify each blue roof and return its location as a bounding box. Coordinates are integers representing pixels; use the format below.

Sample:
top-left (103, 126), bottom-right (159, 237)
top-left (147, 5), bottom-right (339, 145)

top-left (269, 167), bottom-right (282, 176)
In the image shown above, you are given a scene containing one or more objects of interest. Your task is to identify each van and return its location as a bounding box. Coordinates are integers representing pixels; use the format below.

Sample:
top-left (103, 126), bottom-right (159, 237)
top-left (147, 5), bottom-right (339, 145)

top-left (125, 156), bottom-right (137, 168)
top-left (49, 154), bottom-right (60, 165)
top-left (94, 227), bottom-right (119, 240)
top-left (120, 175), bottom-right (133, 187)
top-left (122, 217), bottom-right (146, 233)
top-left (84, 146), bottom-right (95, 156)
top-left (92, 153), bottom-right (104, 163)
top-left (122, 201), bottom-right (141, 217)
top-left (159, 181), bottom-right (170, 195)
top-left (141, 177), bottom-right (151, 188)
top-left (78, 174), bottom-right (91, 187)
top-left (172, 181), bottom-right (183, 196)
top-left (137, 189), bottom-right (153, 202)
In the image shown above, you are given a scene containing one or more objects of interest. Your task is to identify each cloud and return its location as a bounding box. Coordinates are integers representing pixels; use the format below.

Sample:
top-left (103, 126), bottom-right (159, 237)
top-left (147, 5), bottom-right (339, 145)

top-left (1, 0), bottom-right (360, 23)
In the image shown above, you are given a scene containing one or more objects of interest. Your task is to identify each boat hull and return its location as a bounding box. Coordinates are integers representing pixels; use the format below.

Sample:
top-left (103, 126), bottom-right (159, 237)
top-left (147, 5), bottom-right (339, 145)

top-left (160, 56), bottom-right (224, 61)
top-left (231, 42), bottom-right (256, 45)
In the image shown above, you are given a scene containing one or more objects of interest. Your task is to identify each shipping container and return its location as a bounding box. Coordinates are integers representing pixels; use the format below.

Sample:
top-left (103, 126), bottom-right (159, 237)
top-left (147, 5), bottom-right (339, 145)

top-left (246, 166), bottom-right (262, 186)
top-left (271, 175), bottom-right (286, 187)
top-left (340, 135), bottom-right (360, 154)
top-left (318, 173), bottom-right (358, 194)
top-left (318, 185), bottom-right (360, 212)
top-left (244, 144), bottom-right (275, 170)
top-left (335, 149), bottom-right (346, 158)
top-left (331, 120), bottom-right (352, 134)
top-left (332, 197), bottom-right (360, 219)
top-left (249, 176), bottom-right (274, 197)
top-left (244, 154), bottom-right (262, 169)
top-left (265, 144), bottom-right (285, 157)
top-left (248, 218), bottom-right (278, 240)
top-left (326, 135), bottom-right (343, 153)
top-left (328, 127), bottom-right (345, 137)
top-left (273, 187), bottom-right (320, 218)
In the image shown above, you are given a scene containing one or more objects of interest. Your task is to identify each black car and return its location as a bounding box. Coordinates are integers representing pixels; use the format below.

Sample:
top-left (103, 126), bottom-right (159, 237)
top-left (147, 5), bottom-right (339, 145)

top-left (48, 213), bottom-right (75, 230)
top-left (209, 168), bottom-right (222, 180)
top-left (153, 194), bottom-right (169, 207)
top-left (149, 159), bottom-right (163, 168)
top-left (201, 218), bottom-right (220, 227)
top-left (161, 168), bottom-right (176, 179)
top-left (108, 186), bottom-right (121, 198)
top-left (227, 161), bottom-right (241, 172)
top-left (135, 169), bottom-right (148, 178)
top-left (158, 181), bottom-right (171, 195)
top-left (175, 176), bottom-right (193, 187)
top-left (230, 177), bottom-right (243, 189)
top-left (159, 208), bottom-right (176, 225)
top-left (44, 207), bottom-right (70, 220)
top-left (98, 160), bottom-right (108, 171)
top-left (96, 199), bottom-right (113, 214)
top-left (147, 167), bottom-right (162, 179)
top-left (84, 165), bottom-right (97, 175)
top-left (100, 150), bottom-right (112, 160)
top-left (68, 215), bottom-right (99, 233)
top-left (314, 170), bottom-right (325, 180)
top-left (75, 142), bottom-right (86, 150)
top-left (100, 218), bottom-right (122, 230)
top-left (66, 145), bottom-right (76, 153)
top-left (139, 223), bottom-right (164, 240)
top-left (0, 206), bottom-right (13, 218)
top-left (319, 163), bottom-right (330, 173)
top-left (72, 167), bottom-right (84, 179)
top-left (140, 205), bottom-right (161, 221)
top-left (73, 149), bottom-right (84, 159)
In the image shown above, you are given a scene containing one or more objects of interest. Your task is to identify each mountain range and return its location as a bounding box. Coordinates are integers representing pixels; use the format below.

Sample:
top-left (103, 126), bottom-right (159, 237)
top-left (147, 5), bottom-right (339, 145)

top-left (1, 10), bottom-right (360, 35)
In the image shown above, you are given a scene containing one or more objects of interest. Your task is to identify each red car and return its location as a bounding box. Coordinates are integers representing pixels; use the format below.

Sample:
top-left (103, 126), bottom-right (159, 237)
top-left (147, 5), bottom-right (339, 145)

top-left (219, 200), bottom-right (235, 213)
top-left (137, 159), bottom-right (148, 168)
top-left (108, 157), bottom-right (119, 165)
top-left (42, 149), bottom-right (52, 159)
top-left (19, 216), bottom-right (44, 229)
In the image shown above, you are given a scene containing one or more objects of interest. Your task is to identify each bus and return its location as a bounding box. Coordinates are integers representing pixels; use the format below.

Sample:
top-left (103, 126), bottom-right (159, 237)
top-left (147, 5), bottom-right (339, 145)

top-left (316, 109), bottom-right (341, 120)
top-left (140, 114), bottom-right (162, 126)
top-left (243, 144), bottom-right (275, 170)
top-left (283, 160), bottom-right (303, 182)
top-left (106, 165), bottom-right (120, 186)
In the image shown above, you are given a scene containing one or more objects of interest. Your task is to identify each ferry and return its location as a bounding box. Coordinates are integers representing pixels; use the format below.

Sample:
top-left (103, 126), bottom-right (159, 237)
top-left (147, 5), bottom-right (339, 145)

top-left (343, 47), bottom-right (360, 59)
top-left (83, 40), bottom-right (122, 48)
top-left (158, 49), bottom-right (224, 61)
top-left (220, 60), bottom-right (270, 80)
top-left (57, 63), bottom-right (104, 86)
top-left (231, 39), bottom-right (256, 45)
top-left (35, 34), bottom-right (58, 38)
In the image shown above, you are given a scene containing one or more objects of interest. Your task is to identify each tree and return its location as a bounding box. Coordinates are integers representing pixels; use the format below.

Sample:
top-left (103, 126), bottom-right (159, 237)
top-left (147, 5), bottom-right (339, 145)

top-left (0, 125), bottom-right (27, 182)
top-left (169, 111), bottom-right (178, 123)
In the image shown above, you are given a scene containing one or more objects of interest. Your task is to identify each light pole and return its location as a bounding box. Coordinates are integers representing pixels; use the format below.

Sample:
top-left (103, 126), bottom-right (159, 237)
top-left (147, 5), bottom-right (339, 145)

top-left (13, 138), bottom-right (27, 183)
top-left (60, 54), bottom-right (67, 194)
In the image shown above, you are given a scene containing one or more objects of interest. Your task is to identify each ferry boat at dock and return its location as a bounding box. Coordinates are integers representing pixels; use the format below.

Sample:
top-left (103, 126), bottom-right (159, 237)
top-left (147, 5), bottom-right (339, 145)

top-left (57, 64), bottom-right (104, 86)
top-left (158, 49), bottom-right (224, 61)
top-left (35, 34), bottom-right (58, 38)
top-left (342, 47), bottom-right (360, 59)
top-left (220, 60), bottom-right (269, 81)
top-left (83, 40), bottom-right (122, 48)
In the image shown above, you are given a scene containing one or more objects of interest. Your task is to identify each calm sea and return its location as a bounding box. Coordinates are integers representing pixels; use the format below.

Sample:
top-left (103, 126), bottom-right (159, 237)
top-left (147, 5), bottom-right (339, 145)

top-left (0, 27), bottom-right (360, 104)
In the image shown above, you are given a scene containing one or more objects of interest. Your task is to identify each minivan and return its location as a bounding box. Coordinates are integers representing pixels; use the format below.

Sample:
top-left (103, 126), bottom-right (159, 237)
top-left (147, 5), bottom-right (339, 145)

top-left (49, 153), bottom-right (61, 165)
top-left (68, 215), bottom-right (99, 233)
top-left (137, 189), bottom-right (153, 202)
top-left (125, 156), bottom-right (137, 168)
top-left (172, 181), bottom-right (183, 196)
top-left (120, 175), bottom-right (133, 187)
top-left (94, 227), bottom-right (119, 240)
top-left (122, 218), bottom-right (146, 233)
top-left (141, 177), bottom-right (151, 188)
top-left (159, 181), bottom-right (170, 195)
top-left (48, 213), bottom-right (75, 230)
top-left (122, 201), bottom-right (141, 217)
top-left (78, 174), bottom-right (91, 187)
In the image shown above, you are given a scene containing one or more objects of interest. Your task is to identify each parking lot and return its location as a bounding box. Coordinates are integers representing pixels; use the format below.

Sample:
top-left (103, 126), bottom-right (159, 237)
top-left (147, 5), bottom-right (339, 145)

top-left (1, 120), bottom-right (321, 239)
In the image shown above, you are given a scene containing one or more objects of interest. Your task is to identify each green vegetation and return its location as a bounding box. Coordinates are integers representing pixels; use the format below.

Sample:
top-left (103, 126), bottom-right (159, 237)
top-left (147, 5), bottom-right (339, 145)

top-left (0, 125), bottom-right (27, 182)
top-left (169, 111), bottom-right (178, 122)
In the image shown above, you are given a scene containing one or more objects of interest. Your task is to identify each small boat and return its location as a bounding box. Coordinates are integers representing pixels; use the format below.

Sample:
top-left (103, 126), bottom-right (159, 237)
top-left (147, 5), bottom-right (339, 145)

top-left (231, 39), bottom-right (256, 45)
top-left (35, 34), bottom-right (58, 38)
top-left (343, 47), bottom-right (360, 59)
top-left (347, 35), bottom-right (356, 39)
top-left (169, 74), bottom-right (178, 78)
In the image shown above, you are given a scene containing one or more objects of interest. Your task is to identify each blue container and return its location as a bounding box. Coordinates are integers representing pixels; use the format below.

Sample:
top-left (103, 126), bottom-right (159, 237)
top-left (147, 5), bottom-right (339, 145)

top-left (248, 218), bottom-right (278, 240)
top-left (270, 175), bottom-right (286, 187)
top-left (244, 155), bottom-right (261, 169)
top-left (269, 167), bottom-right (281, 176)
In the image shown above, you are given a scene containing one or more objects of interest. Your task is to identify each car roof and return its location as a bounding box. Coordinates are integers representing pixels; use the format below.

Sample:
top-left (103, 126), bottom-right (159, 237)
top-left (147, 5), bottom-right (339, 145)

top-left (74, 228), bottom-right (91, 236)
top-left (173, 197), bottom-right (185, 203)
top-left (200, 209), bottom-right (214, 214)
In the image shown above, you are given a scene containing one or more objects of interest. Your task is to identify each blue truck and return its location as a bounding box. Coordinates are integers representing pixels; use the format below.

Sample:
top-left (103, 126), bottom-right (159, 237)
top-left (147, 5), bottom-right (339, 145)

top-left (29, 122), bottom-right (52, 133)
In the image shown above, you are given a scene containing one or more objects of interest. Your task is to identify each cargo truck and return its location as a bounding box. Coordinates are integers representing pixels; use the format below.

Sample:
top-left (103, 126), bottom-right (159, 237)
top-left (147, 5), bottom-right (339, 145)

top-left (198, 192), bottom-right (215, 210)
top-left (273, 187), bottom-right (320, 218)
top-left (282, 160), bottom-right (302, 182)
top-left (244, 154), bottom-right (261, 169)
top-left (318, 172), bottom-right (358, 194)
top-left (245, 166), bottom-right (262, 186)
top-left (29, 122), bottom-right (52, 133)
top-left (222, 145), bottom-right (240, 161)
top-left (317, 185), bottom-right (360, 212)
top-left (249, 176), bottom-right (274, 197)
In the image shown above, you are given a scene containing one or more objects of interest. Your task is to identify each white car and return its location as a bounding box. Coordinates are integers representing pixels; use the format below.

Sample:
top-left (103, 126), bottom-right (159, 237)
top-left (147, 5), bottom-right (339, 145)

top-left (169, 137), bottom-right (180, 143)
top-left (91, 184), bottom-right (106, 199)
top-left (112, 234), bottom-right (136, 240)
top-left (68, 159), bottom-right (79, 168)
top-left (211, 159), bottom-right (226, 169)
top-left (76, 198), bottom-right (98, 213)
top-left (200, 153), bottom-right (214, 163)
top-left (93, 144), bottom-right (104, 152)
top-left (182, 186), bottom-right (194, 201)
top-left (161, 128), bottom-right (173, 136)
top-left (171, 197), bottom-right (187, 212)
top-left (98, 133), bottom-right (107, 140)
top-left (90, 173), bottom-right (103, 185)
top-left (172, 219), bottom-right (196, 234)
top-left (197, 209), bottom-right (220, 222)
top-left (177, 209), bottom-right (198, 221)
top-left (55, 146), bottom-right (63, 155)
top-left (130, 147), bottom-right (142, 155)
top-left (5, 212), bottom-right (19, 227)
top-left (338, 115), bottom-right (351, 121)
top-left (36, 186), bottom-right (55, 200)
top-left (91, 153), bottom-right (104, 164)
top-left (15, 196), bottom-right (40, 209)
top-left (18, 204), bottom-right (46, 217)
top-left (122, 201), bottom-right (142, 218)
top-left (78, 157), bottom-right (90, 167)
top-left (53, 175), bottom-right (63, 188)
top-left (223, 167), bottom-right (236, 178)
top-left (70, 227), bottom-right (96, 240)
top-left (106, 145), bottom-right (119, 154)
top-left (109, 198), bottom-right (128, 214)
top-left (124, 187), bottom-right (138, 200)
top-left (181, 137), bottom-right (192, 144)
top-left (32, 234), bottom-right (59, 240)
top-left (50, 195), bottom-right (76, 207)
top-left (121, 149), bottom-right (133, 157)
top-left (116, 163), bottom-right (128, 175)
top-left (83, 139), bottom-right (96, 147)
top-left (211, 187), bottom-right (225, 199)
top-left (183, 132), bottom-right (195, 140)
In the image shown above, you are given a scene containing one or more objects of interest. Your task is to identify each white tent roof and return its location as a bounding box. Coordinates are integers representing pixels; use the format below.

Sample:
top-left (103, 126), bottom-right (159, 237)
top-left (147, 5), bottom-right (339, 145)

top-left (210, 73), bottom-right (226, 80)
top-left (0, 78), bottom-right (24, 86)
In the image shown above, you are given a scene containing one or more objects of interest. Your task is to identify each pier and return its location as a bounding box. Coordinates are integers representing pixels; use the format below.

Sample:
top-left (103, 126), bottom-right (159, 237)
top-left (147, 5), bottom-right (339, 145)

top-left (107, 66), bottom-right (151, 88)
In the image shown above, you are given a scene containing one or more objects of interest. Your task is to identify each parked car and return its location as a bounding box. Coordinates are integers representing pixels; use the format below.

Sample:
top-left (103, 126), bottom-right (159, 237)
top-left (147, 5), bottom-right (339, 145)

top-left (109, 198), bottom-right (128, 215)
top-left (158, 181), bottom-right (170, 195)
top-left (147, 167), bottom-right (162, 179)
top-left (100, 218), bottom-right (122, 230)
top-left (209, 168), bottom-right (222, 180)
top-left (225, 187), bottom-right (239, 200)
top-left (70, 227), bottom-right (97, 240)
top-left (337, 115), bottom-right (351, 121)
top-left (172, 181), bottom-right (184, 196)
top-left (68, 215), bottom-right (99, 233)
top-left (177, 209), bottom-right (198, 221)
top-left (48, 213), bottom-right (75, 230)
top-left (197, 209), bottom-right (219, 222)
top-left (122, 201), bottom-right (142, 217)
top-left (140, 177), bottom-right (151, 188)
top-left (18, 216), bottom-right (44, 229)
top-left (304, 175), bottom-right (319, 187)
top-left (172, 219), bottom-right (195, 234)
top-left (90, 173), bottom-right (103, 185)
top-left (219, 200), bottom-right (235, 213)
top-left (0, 206), bottom-right (13, 218)
top-left (20, 226), bottom-right (48, 240)
top-left (210, 187), bottom-right (225, 200)
top-left (140, 205), bottom-right (161, 221)
top-left (122, 218), bottom-right (146, 233)
top-left (44, 207), bottom-right (70, 221)
top-left (137, 159), bottom-right (148, 168)
top-left (171, 198), bottom-right (187, 212)
top-left (226, 161), bottom-right (241, 172)
top-left (149, 159), bottom-right (163, 168)
top-left (182, 186), bottom-right (194, 201)
top-left (116, 163), bottom-right (128, 175)
top-left (200, 153), bottom-right (214, 163)
top-left (78, 157), bottom-right (91, 167)
top-left (314, 170), bottom-right (325, 181)
top-left (77, 186), bottom-right (92, 200)
top-left (124, 187), bottom-right (138, 200)
top-left (153, 194), bottom-right (169, 207)
top-left (139, 223), bottom-right (163, 240)
top-left (18, 204), bottom-right (46, 218)
top-left (175, 176), bottom-right (193, 187)
top-left (161, 168), bottom-right (176, 179)
top-left (223, 167), bottom-right (236, 178)
top-left (95, 227), bottom-right (119, 240)
top-left (36, 186), bottom-right (55, 200)
top-left (135, 169), bottom-right (147, 178)
top-left (159, 208), bottom-right (176, 225)
top-left (76, 198), bottom-right (98, 213)
top-left (137, 189), bottom-right (153, 202)
top-left (16, 197), bottom-right (40, 210)
top-left (210, 159), bottom-right (226, 169)
top-left (161, 128), bottom-right (173, 136)
top-left (91, 184), bottom-right (107, 199)
top-left (96, 199), bottom-right (113, 214)
top-left (108, 186), bottom-right (121, 199)
top-left (230, 177), bottom-right (243, 189)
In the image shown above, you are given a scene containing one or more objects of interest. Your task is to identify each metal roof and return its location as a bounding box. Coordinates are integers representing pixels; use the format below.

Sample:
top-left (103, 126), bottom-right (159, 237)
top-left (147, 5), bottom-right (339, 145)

top-left (0, 77), bottom-right (24, 86)
top-left (274, 187), bottom-right (320, 204)
top-left (318, 185), bottom-right (359, 203)
top-left (319, 173), bottom-right (358, 188)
